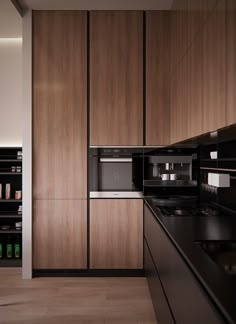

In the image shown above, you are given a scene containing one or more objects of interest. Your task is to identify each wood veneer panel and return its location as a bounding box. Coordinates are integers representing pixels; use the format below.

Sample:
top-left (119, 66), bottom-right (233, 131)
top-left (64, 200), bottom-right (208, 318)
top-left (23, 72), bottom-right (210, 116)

top-left (202, 0), bottom-right (226, 133)
top-left (146, 11), bottom-right (170, 146)
top-left (33, 11), bottom-right (87, 199)
top-left (187, 0), bottom-right (219, 44)
top-left (170, 52), bottom-right (189, 144)
top-left (90, 199), bottom-right (143, 269)
top-left (33, 200), bottom-right (87, 269)
top-left (187, 30), bottom-right (203, 138)
top-left (170, 9), bottom-right (188, 75)
top-left (226, 0), bottom-right (236, 126)
top-left (90, 11), bottom-right (143, 146)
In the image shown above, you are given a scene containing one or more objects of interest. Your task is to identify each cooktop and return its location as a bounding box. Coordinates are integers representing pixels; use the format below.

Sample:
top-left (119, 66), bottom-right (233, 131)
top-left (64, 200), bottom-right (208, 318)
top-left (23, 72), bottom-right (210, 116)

top-left (151, 195), bottom-right (236, 217)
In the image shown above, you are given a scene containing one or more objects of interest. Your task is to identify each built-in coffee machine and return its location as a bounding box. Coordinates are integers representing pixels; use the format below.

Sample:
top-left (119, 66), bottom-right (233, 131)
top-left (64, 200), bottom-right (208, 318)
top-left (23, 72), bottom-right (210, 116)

top-left (143, 147), bottom-right (199, 197)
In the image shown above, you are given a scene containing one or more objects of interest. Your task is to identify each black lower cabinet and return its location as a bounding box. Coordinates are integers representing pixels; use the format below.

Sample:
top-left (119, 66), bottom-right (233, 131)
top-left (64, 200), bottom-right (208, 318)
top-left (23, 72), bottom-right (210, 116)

top-left (144, 239), bottom-right (174, 324)
top-left (144, 204), bottom-right (225, 324)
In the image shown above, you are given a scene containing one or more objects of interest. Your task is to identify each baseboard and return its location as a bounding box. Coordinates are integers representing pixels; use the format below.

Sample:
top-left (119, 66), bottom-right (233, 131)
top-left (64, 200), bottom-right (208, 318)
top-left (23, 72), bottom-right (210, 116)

top-left (33, 269), bottom-right (144, 277)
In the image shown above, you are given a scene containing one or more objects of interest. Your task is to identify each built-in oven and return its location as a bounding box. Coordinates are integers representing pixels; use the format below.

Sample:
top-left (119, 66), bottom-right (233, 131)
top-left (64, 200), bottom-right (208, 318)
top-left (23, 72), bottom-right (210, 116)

top-left (89, 147), bottom-right (143, 198)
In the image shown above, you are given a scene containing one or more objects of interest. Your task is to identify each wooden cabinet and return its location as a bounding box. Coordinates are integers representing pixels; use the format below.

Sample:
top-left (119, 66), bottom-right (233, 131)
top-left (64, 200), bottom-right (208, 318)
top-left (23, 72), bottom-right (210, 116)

top-left (170, 7), bottom-right (188, 75)
top-left (33, 200), bottom-right (87, 269)
top-left (33, 11), bottom-right (87, 270)
top-left (226, 0), bottom-right (236, 126)
top-left (144, 204), bottom-right (224, 324)
top-left (170, 51), bottom-right (189, 143)
top-left (90, 11), bottom-right (143, 146)
top-left (90, 199), bottom-right (143, 269)
top-left (146, 11), bottom-right (170, 146)
top-left (33, 11), bottom-right (87, 200)
top-left (187, 30), bottom-right (203, 138)
top-left (202, 0), bottom-right (226, 133)
top-left (187, 0), bottom-right (218, 43)
top-left (170, 0), bottom-right (227, 144)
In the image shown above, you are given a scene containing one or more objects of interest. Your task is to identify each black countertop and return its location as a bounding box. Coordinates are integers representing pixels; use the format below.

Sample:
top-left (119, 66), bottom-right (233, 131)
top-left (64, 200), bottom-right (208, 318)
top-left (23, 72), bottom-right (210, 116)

top-left (145, 198), bottom-right (236, 324)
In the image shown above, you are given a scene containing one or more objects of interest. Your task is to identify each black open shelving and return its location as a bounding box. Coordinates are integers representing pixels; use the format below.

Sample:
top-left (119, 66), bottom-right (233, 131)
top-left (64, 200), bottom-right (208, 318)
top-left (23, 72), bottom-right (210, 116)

top-left (0, 173), bottom-right (22, 175)
top-left (0, 230), bottom-right (22, 234)
top-left (0, 148), bottom-right (22, 267)
top-left (0, 159), bottom-right (22, 162)
top-left (0, 259), bottom-right (21, 267)
top-left (0, 199), bottom-right (22, 202)
top-left (0, 214), bottom-right (22, 218)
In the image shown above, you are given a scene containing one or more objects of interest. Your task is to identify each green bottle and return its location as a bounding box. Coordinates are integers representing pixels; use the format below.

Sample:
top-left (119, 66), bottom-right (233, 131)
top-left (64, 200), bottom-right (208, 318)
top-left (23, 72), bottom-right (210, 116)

top-left (6, 242), bottom-right (12, 258)
top-left (0, 243), bottom-right (2, 258)
top-left (14, 243), bottom-right (20, 259)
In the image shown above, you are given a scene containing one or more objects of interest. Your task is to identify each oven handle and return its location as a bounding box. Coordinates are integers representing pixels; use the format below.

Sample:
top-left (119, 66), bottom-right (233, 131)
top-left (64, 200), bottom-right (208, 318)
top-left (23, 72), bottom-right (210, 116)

top-left (99, 158), bottom-right (132, 163)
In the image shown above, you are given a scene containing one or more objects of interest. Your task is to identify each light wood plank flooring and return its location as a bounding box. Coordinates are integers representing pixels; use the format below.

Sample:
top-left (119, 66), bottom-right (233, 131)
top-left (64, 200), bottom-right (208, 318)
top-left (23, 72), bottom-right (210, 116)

top-left (0, 268), bottom-right (156, 324)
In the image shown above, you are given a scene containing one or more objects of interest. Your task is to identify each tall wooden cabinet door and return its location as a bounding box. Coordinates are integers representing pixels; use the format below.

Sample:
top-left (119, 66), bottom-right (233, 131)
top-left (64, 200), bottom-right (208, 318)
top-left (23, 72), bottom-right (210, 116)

top-left (171, 54), bottom-right (189, 144)
top-left (187, 30), bottom-right (203, 138)
top-left (170, 71), bottom-right (178, 144)
top-left (187, 0), bottom-right (218, 43)
top-left (170, 7), bottom-right (188, 75)
top-left (226, 0), bottom-right (236, 126)
top-left (202, 0), bottom-right (226, 133)
top-left (146, 11), bottom-right (170, 146)
top-left (90, 11), bottom-right (143, 146)
top-left (90, 199), bottom-right (143, 269)
top-left (33, 200), bottom-right (87, 269)
top-left (33, 11), bottom-right (87, 199)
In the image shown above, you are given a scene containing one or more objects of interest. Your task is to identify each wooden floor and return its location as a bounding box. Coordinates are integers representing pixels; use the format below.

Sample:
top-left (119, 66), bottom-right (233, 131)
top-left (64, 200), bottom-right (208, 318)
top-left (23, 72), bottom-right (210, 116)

top-left (0, 268), bottom-right (156, 324)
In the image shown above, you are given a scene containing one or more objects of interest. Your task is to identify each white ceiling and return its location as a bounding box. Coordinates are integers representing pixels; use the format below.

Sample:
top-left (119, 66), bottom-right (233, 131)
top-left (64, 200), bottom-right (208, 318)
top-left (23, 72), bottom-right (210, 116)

top-left (19, 0), bottom-right (173, 10)
top-left (0, 0), bottom-right (22, 38)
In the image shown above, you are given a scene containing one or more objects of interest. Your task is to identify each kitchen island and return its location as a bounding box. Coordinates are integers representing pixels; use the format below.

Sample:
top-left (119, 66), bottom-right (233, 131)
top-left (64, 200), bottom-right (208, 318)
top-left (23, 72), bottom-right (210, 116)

top-left (144, 198), bottom-right (236, 324)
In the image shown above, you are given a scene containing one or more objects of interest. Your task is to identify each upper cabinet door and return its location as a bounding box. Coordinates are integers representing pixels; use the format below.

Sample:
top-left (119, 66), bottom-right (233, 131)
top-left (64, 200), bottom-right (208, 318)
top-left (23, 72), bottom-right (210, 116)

top-left (146, 11), bottom-right (170, 146)
top-left (202, 0), bottom-right (226, 133)
top-left (90, 11), bottom-right (143, 146)
top-left (226, 0), bottom-right (236, 126)
top-left (33, 11), bottom-right (87, 199)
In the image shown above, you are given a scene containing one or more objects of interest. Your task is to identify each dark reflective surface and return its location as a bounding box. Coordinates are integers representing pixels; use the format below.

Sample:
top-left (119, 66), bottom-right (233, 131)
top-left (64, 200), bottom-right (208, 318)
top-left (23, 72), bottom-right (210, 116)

top-left (198, 241), bottom-right (236, 275)
top-left (146, 198), bottom-right (236, 324)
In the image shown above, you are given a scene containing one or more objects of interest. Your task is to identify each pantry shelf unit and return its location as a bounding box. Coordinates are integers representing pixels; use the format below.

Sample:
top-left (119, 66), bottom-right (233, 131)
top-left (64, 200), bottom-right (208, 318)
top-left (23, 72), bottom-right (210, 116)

top-left (0, 147), bottom-right (22, 267)
top-left (0, 159), bottom-right (22, 163)
top-left (0, 214), bottom-right (22, 219)
top-left (0, 173), bottom-right (22, 175)
top-left (0, 200), bottom-right (22, 203)
top-left (0, 230), bottom-right (22, 234)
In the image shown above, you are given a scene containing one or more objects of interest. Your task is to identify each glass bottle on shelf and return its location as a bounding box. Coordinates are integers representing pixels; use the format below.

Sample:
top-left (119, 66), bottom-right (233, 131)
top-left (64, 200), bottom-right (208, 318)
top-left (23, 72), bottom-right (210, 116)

top-left (6, 236), bottom-right (13, 259)
top-left (14, 236), bottom-right (21, 259)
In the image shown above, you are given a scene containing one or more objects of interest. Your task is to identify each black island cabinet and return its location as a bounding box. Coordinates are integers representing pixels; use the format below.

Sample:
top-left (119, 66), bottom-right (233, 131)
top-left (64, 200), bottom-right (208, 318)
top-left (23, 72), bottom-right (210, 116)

top-left (144, 203), bottom-right (225, 324)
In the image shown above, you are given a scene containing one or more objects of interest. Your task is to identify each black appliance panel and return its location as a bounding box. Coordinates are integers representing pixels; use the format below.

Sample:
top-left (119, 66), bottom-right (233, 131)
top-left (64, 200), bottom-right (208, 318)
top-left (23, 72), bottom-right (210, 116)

top-left (89, 148), bottom-right (143, 192)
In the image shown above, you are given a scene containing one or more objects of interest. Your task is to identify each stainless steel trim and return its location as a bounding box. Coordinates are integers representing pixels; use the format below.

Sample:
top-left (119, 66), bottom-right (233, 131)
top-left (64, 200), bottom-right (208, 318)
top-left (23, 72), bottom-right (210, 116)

top-left (90, 191), bottom-right (143, 198)
top-left (99, 158), bottom-right (132, 163)
top-left (90, 145), bottom-right (165, 148)
top-left (201, 167), bottom-right (236, 173)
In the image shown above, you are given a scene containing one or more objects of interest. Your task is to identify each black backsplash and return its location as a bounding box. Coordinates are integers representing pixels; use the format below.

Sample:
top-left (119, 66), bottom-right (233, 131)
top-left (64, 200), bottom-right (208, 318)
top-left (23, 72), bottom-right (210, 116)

top-left (200, 135), bottom-right (236, 212)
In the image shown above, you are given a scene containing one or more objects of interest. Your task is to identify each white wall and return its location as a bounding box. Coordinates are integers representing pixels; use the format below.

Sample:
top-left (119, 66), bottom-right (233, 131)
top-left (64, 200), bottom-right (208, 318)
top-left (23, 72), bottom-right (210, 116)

top-left (0, 39), bottom-right (22, 147)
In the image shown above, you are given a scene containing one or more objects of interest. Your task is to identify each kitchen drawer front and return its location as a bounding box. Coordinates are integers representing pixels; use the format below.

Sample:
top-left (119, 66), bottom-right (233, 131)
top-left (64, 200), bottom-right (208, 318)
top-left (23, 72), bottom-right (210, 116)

top-left (144, 240), bottom-right (174, 324)
top-left (144, 204), bottom-right (224, 324)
